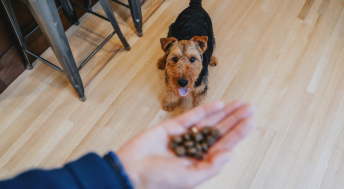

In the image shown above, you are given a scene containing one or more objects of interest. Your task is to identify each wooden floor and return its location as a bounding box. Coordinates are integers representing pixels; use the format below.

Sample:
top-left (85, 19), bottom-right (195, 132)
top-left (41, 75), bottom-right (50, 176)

top-left (1, 0), bottom-right (344, 188)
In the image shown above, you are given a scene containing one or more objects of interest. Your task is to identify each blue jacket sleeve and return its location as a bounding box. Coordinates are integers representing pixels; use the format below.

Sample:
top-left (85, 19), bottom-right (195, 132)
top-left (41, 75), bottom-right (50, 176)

top-left (0, 152), bottom-right (134, 189)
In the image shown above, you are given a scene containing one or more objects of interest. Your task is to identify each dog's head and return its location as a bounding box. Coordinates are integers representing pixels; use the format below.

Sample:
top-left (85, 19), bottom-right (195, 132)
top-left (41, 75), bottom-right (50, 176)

top-left (159, 36), bottom-right (208, 97)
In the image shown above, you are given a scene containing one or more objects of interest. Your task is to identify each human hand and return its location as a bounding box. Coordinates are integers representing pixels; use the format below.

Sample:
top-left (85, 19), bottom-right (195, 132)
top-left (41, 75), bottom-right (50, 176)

top-left (117, 101), bottom-right (254, 189)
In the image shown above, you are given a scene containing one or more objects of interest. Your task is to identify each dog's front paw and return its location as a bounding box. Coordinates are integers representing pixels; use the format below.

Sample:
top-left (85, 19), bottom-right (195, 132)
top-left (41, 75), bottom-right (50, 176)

top-left (162, 103), bottom-right (177, 112)
top-left (192, 94), bottom-right (205, 107)
top-left (210, 56), bottom-right (218, 67)
top-left (157, 57), bottom-right (166, 70)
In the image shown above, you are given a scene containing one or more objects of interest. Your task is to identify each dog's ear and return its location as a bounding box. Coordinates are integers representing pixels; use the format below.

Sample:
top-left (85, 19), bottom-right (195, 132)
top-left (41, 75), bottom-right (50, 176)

top-left (160, 37), bottom-right (177, 52)
top-left (191, 36), bottom-right (208, 53)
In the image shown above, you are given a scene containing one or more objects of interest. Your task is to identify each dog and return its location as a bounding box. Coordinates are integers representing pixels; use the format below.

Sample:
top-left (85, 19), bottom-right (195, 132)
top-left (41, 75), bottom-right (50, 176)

top-left (158, 0), bottom-right (217, 111)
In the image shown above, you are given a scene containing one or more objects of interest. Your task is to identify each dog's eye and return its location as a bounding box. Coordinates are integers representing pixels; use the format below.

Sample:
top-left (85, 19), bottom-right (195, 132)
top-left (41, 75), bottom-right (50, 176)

top-left (189, 57), bottom-right (196, 63)
top-left (172, 57), bottom-right (179, 63)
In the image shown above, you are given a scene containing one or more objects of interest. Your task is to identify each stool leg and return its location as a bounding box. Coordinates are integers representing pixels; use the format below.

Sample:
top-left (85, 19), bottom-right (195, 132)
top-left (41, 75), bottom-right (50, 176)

top-left (59, 0), bottom-right (80, 25)
top-left (24, 0), bottom-right (86, 101)
top-left (99, 0), bottom-right (130, 50)
top-left (85, 0), bottom-right (92, 9)
top-left (1, 0), bottom-right (33, 70)
top-left (128, 0), bottom-right (143, 37)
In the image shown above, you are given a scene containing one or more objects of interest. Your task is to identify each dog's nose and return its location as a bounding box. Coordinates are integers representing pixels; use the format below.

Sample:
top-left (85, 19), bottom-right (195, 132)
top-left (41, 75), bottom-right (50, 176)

top-left (177, 78), bottom-right (188, 87)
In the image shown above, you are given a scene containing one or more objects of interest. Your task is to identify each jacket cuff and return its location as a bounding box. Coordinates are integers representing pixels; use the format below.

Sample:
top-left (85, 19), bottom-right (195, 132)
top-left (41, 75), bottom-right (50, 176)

top-left (103, 152), bottom-right (134, 189)
top-left (65, 152), bottom-right (132, 189)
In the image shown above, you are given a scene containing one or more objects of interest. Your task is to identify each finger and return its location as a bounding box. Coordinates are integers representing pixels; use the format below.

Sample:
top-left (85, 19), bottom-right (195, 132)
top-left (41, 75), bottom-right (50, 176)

top-left (196, 101), bottom-right (244, 127)
top-left (163, 101), bottom-right (225, 134)
top-left (210, 118), bottom-right (254, 153)
top-left (176, 101), bottom-right (225, 127)
top-left (216, 104), bottom-right (253, 134)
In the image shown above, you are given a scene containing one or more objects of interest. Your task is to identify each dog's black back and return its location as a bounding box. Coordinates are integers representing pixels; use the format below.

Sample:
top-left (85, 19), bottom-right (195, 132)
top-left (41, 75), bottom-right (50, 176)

top-left (167, 0), bottom-right (215, 87)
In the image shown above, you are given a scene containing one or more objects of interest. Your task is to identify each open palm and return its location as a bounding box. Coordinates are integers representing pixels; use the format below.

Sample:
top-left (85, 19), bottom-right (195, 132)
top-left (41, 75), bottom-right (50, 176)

top-left (118, 101), bottom-right (254, 189)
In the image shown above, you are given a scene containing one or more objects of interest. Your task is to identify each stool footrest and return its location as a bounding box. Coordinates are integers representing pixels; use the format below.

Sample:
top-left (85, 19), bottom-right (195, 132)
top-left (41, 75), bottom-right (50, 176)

top-left (25, 49), bottom-right (64, 72)
top-left (112, 0), bottom-right (129, 8)
top-left (78, 31), bottom-right (116, 70)
top-left (23, 30), bottom-right (117, 73)
top-left (72, 3), bottom-right (111, 22)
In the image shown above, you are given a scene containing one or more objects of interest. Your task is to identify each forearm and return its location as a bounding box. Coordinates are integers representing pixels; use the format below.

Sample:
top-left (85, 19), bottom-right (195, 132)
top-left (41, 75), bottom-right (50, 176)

top-left (0, 152), bottom-right (133, 189)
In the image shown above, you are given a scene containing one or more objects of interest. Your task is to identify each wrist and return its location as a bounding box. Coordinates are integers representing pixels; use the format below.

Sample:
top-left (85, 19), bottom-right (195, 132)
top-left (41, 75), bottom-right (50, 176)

top-left (103, 151), bottom-right (135, 189)
top-left (117, 153), bottom-right (142, 189)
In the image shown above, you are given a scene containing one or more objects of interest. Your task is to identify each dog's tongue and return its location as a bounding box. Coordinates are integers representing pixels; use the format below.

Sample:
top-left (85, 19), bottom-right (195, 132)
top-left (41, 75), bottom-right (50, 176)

top-left (178, 87), bottom-right (188, 97)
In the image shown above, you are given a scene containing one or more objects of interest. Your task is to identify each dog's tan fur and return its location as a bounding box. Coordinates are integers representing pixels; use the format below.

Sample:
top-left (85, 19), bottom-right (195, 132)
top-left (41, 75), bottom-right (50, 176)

top-left (158, 36), bottom-right (217, 111)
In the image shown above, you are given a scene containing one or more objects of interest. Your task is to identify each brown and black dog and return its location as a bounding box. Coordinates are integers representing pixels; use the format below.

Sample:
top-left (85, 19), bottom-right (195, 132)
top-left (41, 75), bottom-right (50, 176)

top-left (158, 0), bottom-right (217, 111)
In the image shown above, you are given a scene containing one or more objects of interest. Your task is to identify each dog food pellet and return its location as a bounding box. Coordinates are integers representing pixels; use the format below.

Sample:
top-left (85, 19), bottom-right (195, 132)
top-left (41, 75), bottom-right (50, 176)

top-left (185, 141), bottom-right (195, 147)
top-left (169, 126), bottom-right (221, 160)
top-left (195, 144), bottom-right (203, 151)
top-left (194, 133), bottom-right (204, 141)
top-left (201, 143), bottom-right (208, 152)
top-left (202, 127), bottom-right (211, 135)
top-left (194, 152), bottom-right (204, 160)
top-left (183, 133), bottom-right (192, 140)
top-left (187, 147), bottom-right (198, 155)
top-left (191, 127), bottom-right (199, 134)
top-left (206, 136), bottom-right (217, 146)
top-left (210, 129), bottom-right (220, 138)
top-left (175, 146), bottom-right (186, 156)
top-left (170, 142), bottom-right (178, 149)
top-left (172, 136), bottom-right (183, 144)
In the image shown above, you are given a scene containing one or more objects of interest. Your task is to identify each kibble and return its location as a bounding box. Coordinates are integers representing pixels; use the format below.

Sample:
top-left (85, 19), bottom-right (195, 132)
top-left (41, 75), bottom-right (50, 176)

top-left (170, 126), bottom-right (221, 160)
top-left (194, 133), bottom-right (204, 142)
top-left (187, 147), bottom-right (198, 155)
top-left (201, 143), bottom-right (208, 152)
top-left (206, 136), bottom-right (217, 146)
top-left (195, 144), bottom-right (203, 151)
top-left (175, 146), bottom-right (186, 157)
top-left (191, 127), bottom-right (199, 134)
top-left (185, 141), bottom-right (195, 147)
top-left (183, 133), bottom-right (192, 140)
top-left (194, 152), bottom-right (204, 160)
top-left (210, 129), bottom-right (220, 138)
top-left (202, 127), bottom-right (212, 135)
top-left (172, 136), bottom-right (183, 144)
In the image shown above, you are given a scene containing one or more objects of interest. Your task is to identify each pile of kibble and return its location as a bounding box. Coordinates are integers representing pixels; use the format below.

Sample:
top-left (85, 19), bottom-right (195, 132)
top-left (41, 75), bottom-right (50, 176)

top-left (169, 127), bottom-right (221, 160)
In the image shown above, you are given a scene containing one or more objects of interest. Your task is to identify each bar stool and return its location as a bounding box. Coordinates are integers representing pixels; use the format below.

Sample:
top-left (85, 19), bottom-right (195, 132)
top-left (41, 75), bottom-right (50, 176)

top-left (83, 0), bottom-right (143, 36)
top-left (59, 0), bottom-right (80, 26)
top-left (112, 0), bottom-right (143, 36)
top-left (1, 0), bottom-right (130, 101)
